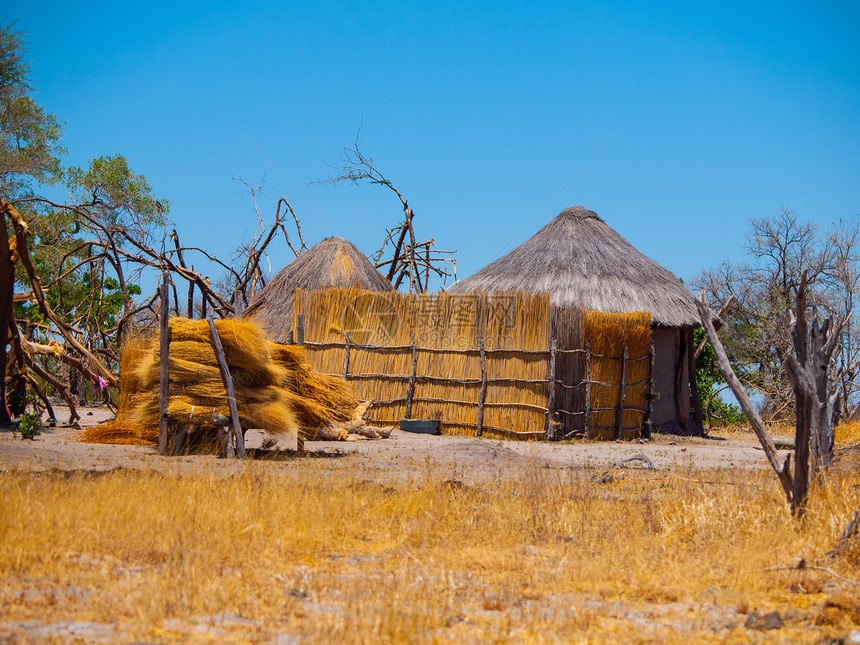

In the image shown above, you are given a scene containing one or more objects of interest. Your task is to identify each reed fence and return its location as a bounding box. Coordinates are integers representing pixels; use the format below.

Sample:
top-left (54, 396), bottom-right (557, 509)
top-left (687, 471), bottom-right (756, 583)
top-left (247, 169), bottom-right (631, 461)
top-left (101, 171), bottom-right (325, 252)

top-left (288, 288), bottom-right (654, 440)
top-left (294, 333), bottom-right (654, 441)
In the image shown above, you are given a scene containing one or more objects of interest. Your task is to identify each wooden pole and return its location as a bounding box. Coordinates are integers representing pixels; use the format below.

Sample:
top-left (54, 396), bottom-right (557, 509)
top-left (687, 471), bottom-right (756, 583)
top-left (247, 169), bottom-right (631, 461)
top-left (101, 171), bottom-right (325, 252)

top-left (169, 423), bottom-right (189, 456)
top-left (675, 329), bottom-right (688, 433)
top-left (584, 343), bottom-right (592, 438)
top-left (695, 291), bottom-right (793, 501)
top-left (644, 341), bottom-right (655, 439)
top-left (687, 327), bottom-right (704, 436)
top-left (615, 346), bottom-right (628, 439)
top-left (477, 337), bottom-right (487, 437)
top-left (545, 337), bottom-right (557, 440)
top-left (158, 273), bottom-right (170, 455)
top-left (342, 333), bottom-right (351, 378)
top-left (405, 335), bottom-right (418, 419)
top-left (297, 313), bottom-right (305, 345)
top-left (207, 314), bottom-right (245, 458)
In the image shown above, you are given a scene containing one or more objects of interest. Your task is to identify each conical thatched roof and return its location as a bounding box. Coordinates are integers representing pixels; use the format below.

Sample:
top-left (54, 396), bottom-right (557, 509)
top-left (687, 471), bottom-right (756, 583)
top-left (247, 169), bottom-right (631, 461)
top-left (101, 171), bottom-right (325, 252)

top-left (247, 237), bottom-right (393, 340)
top-left (451, 206), bottom-right (699, 328)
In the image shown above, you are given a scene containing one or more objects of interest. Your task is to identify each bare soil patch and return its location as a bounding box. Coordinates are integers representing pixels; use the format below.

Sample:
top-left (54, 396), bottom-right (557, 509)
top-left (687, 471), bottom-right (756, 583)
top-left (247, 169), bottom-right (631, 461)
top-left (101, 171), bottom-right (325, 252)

top-left (0, 404), bottom-right (777, 482)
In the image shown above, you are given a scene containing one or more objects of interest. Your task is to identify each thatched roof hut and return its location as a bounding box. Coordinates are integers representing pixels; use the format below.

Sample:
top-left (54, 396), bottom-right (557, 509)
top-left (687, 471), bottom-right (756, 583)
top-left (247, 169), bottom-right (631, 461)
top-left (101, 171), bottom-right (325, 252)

top-left (451, 206), bottom-right (698, 327)
top-left (247, 237), bottom-right (393, 342)
top-left (452, 206), bottom-right (703, 436)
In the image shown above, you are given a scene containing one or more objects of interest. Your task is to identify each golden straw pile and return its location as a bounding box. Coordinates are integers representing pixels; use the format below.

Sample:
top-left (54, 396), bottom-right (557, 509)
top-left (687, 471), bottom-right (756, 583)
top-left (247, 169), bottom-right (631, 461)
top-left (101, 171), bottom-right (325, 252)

top-left (292, 288), bottom-right (551, 438)
top-left (79, 318), bottom-right (357, 446)
top-left (581, 309), bottom-right (652, 439)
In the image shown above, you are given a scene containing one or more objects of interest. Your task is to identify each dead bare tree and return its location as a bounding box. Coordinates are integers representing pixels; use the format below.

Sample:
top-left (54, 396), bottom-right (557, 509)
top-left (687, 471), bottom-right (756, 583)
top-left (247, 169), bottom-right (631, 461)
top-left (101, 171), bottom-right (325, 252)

top-left (695, 211), bottom-right (860, 424)
top-left (3, 190), bottom-right (307, 424)
top-left (697, 279), bottom-right (848, 516)
top-left (319, 142), bottom-right (454, 292)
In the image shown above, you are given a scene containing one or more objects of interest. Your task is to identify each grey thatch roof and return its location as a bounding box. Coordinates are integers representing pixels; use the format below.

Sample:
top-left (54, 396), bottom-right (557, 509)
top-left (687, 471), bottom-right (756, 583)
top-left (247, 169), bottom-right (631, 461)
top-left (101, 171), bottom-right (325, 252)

top-left (450, 206), bottom-right (699, 328)
top-left (246, 237), bottom-right (393, 340)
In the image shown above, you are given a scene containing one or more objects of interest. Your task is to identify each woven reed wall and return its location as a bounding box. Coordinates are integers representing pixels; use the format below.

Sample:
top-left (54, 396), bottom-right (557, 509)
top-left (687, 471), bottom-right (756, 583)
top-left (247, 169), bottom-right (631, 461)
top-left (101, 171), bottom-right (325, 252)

top-left (289, 288), bottom-right (654, 440)
top-left (581, 310), bottom-right (652, 440)
top-left (293, 288), bottom-right (551, 438)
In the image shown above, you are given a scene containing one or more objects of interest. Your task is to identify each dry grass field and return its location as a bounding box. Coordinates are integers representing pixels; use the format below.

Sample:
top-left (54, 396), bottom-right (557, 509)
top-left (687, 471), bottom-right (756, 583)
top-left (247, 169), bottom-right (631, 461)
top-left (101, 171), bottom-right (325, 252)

top-left (2, 425), bottom-right (860, 643)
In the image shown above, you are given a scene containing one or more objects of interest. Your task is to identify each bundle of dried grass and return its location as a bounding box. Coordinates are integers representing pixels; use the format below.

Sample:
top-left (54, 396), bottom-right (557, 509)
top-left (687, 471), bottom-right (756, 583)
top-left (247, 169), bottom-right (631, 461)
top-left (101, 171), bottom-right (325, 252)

top-left (582, 310), bottom-right (651, 439)
top-left (270, 344), bottom-right (357, 430)
top-left (79, 317), bottom-right (359, 447)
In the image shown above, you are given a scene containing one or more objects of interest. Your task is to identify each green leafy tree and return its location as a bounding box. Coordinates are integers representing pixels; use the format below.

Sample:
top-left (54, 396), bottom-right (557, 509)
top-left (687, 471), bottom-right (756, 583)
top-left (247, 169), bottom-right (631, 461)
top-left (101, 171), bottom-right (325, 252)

top-left (692, 327), bottom-right (745, 427)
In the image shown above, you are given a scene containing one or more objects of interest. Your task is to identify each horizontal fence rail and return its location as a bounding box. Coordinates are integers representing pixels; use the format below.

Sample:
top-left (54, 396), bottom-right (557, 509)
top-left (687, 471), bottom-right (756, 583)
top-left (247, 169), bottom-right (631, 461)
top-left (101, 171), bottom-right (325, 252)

top-left (294, 334), bottom-right (655, 441)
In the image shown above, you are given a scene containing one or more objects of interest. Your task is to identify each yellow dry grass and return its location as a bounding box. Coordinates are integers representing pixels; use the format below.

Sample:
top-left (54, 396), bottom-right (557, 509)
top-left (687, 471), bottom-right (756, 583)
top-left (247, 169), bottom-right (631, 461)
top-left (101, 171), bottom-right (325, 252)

top-left (836, 420), bottom-right (860, 446)
top-left (581, 310), bottom-right (652, 439)
top-left (1, 462), bottom-right (859, 643)
top-left (294, 288), bottom-right (551, 438)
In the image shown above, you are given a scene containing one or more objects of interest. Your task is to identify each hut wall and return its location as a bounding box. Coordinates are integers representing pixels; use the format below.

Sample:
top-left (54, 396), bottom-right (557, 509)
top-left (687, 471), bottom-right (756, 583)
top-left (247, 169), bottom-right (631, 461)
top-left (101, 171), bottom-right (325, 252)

top-left (651, 327), bottom-right (691, 431)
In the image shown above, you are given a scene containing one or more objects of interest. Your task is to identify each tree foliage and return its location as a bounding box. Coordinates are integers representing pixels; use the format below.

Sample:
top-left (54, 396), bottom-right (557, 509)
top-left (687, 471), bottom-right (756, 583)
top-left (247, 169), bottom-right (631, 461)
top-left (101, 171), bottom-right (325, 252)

top-left (695, 210), bottom-right (860, 423)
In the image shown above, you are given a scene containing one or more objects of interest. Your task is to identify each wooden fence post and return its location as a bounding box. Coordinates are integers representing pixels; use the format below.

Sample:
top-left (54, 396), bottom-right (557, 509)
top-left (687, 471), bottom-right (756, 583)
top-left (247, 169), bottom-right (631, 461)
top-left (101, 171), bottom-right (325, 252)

top-left (644, 341), bottom-right (655, 439)
top-left (158, 273), bottom-right (170, 455)
top-left (584, 343), bottom-right (592, 438)
top-left (477, 337), bottom-right (487, 437)
top-left (342, 333), bottom-right (351, 378)
top-left (297, 313), bottom-right (305, 345)
top-left (615, 346), bottom-right (628, 439)
top-left (405, 335), bottom-right (417, 419)
top-left (207, 313), bottom-right (245, 458)
top-left (545, 337), bottom-right (557, 440)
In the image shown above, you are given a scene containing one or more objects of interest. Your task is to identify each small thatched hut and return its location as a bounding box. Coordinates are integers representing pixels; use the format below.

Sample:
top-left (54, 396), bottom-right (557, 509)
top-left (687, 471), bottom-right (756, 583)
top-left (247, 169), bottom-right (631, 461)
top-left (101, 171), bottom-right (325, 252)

top-left (246, 237), bottom-right (393, 343)
top-left (451, 206), bottom-right (703, 435)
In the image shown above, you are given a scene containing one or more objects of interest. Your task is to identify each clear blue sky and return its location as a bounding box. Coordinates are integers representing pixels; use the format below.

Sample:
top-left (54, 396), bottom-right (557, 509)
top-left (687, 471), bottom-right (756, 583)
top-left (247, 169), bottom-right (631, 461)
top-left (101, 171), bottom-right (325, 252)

top-left (8, 1), bottom-right (860, 291)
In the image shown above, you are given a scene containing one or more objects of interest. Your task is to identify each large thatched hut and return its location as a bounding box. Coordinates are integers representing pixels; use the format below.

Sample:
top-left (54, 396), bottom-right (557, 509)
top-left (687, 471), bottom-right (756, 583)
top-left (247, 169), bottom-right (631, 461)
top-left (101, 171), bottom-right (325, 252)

top-left (451, 206), bottom-right (703, 436)
top-left (246, 237), bottom-right (393, 343)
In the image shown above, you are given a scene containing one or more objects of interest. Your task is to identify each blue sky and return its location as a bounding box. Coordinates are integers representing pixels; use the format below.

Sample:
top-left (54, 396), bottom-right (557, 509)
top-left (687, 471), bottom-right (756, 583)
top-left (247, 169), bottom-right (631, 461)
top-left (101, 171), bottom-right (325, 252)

top-left (8, 1), bottom-right (860, 291)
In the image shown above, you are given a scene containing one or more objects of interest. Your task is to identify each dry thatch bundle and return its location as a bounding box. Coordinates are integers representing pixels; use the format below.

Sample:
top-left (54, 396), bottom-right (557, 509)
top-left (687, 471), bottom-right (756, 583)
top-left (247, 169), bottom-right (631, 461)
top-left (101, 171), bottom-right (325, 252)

top-left (582, 310), bottom-right (652, 439)
top-left (79, 317), bottom-right (359, 447)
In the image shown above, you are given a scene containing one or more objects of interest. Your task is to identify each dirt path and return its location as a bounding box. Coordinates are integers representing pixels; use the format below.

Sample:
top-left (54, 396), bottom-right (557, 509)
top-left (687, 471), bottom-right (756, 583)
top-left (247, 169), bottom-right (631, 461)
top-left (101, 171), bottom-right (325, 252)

top-left (0, 404), bottom-right (781, 482)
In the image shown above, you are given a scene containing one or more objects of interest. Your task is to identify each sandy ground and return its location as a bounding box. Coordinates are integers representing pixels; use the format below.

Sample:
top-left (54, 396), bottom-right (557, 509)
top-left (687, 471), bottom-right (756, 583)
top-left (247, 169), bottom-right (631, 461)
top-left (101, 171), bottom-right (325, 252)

top-left (0, 404), bottom-right (782, 482)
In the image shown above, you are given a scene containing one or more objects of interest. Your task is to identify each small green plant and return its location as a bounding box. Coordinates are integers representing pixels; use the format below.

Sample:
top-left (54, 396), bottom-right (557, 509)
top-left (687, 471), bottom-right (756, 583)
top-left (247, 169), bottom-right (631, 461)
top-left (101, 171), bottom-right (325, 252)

top-left (16, 412), bottom-right (41, 440)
